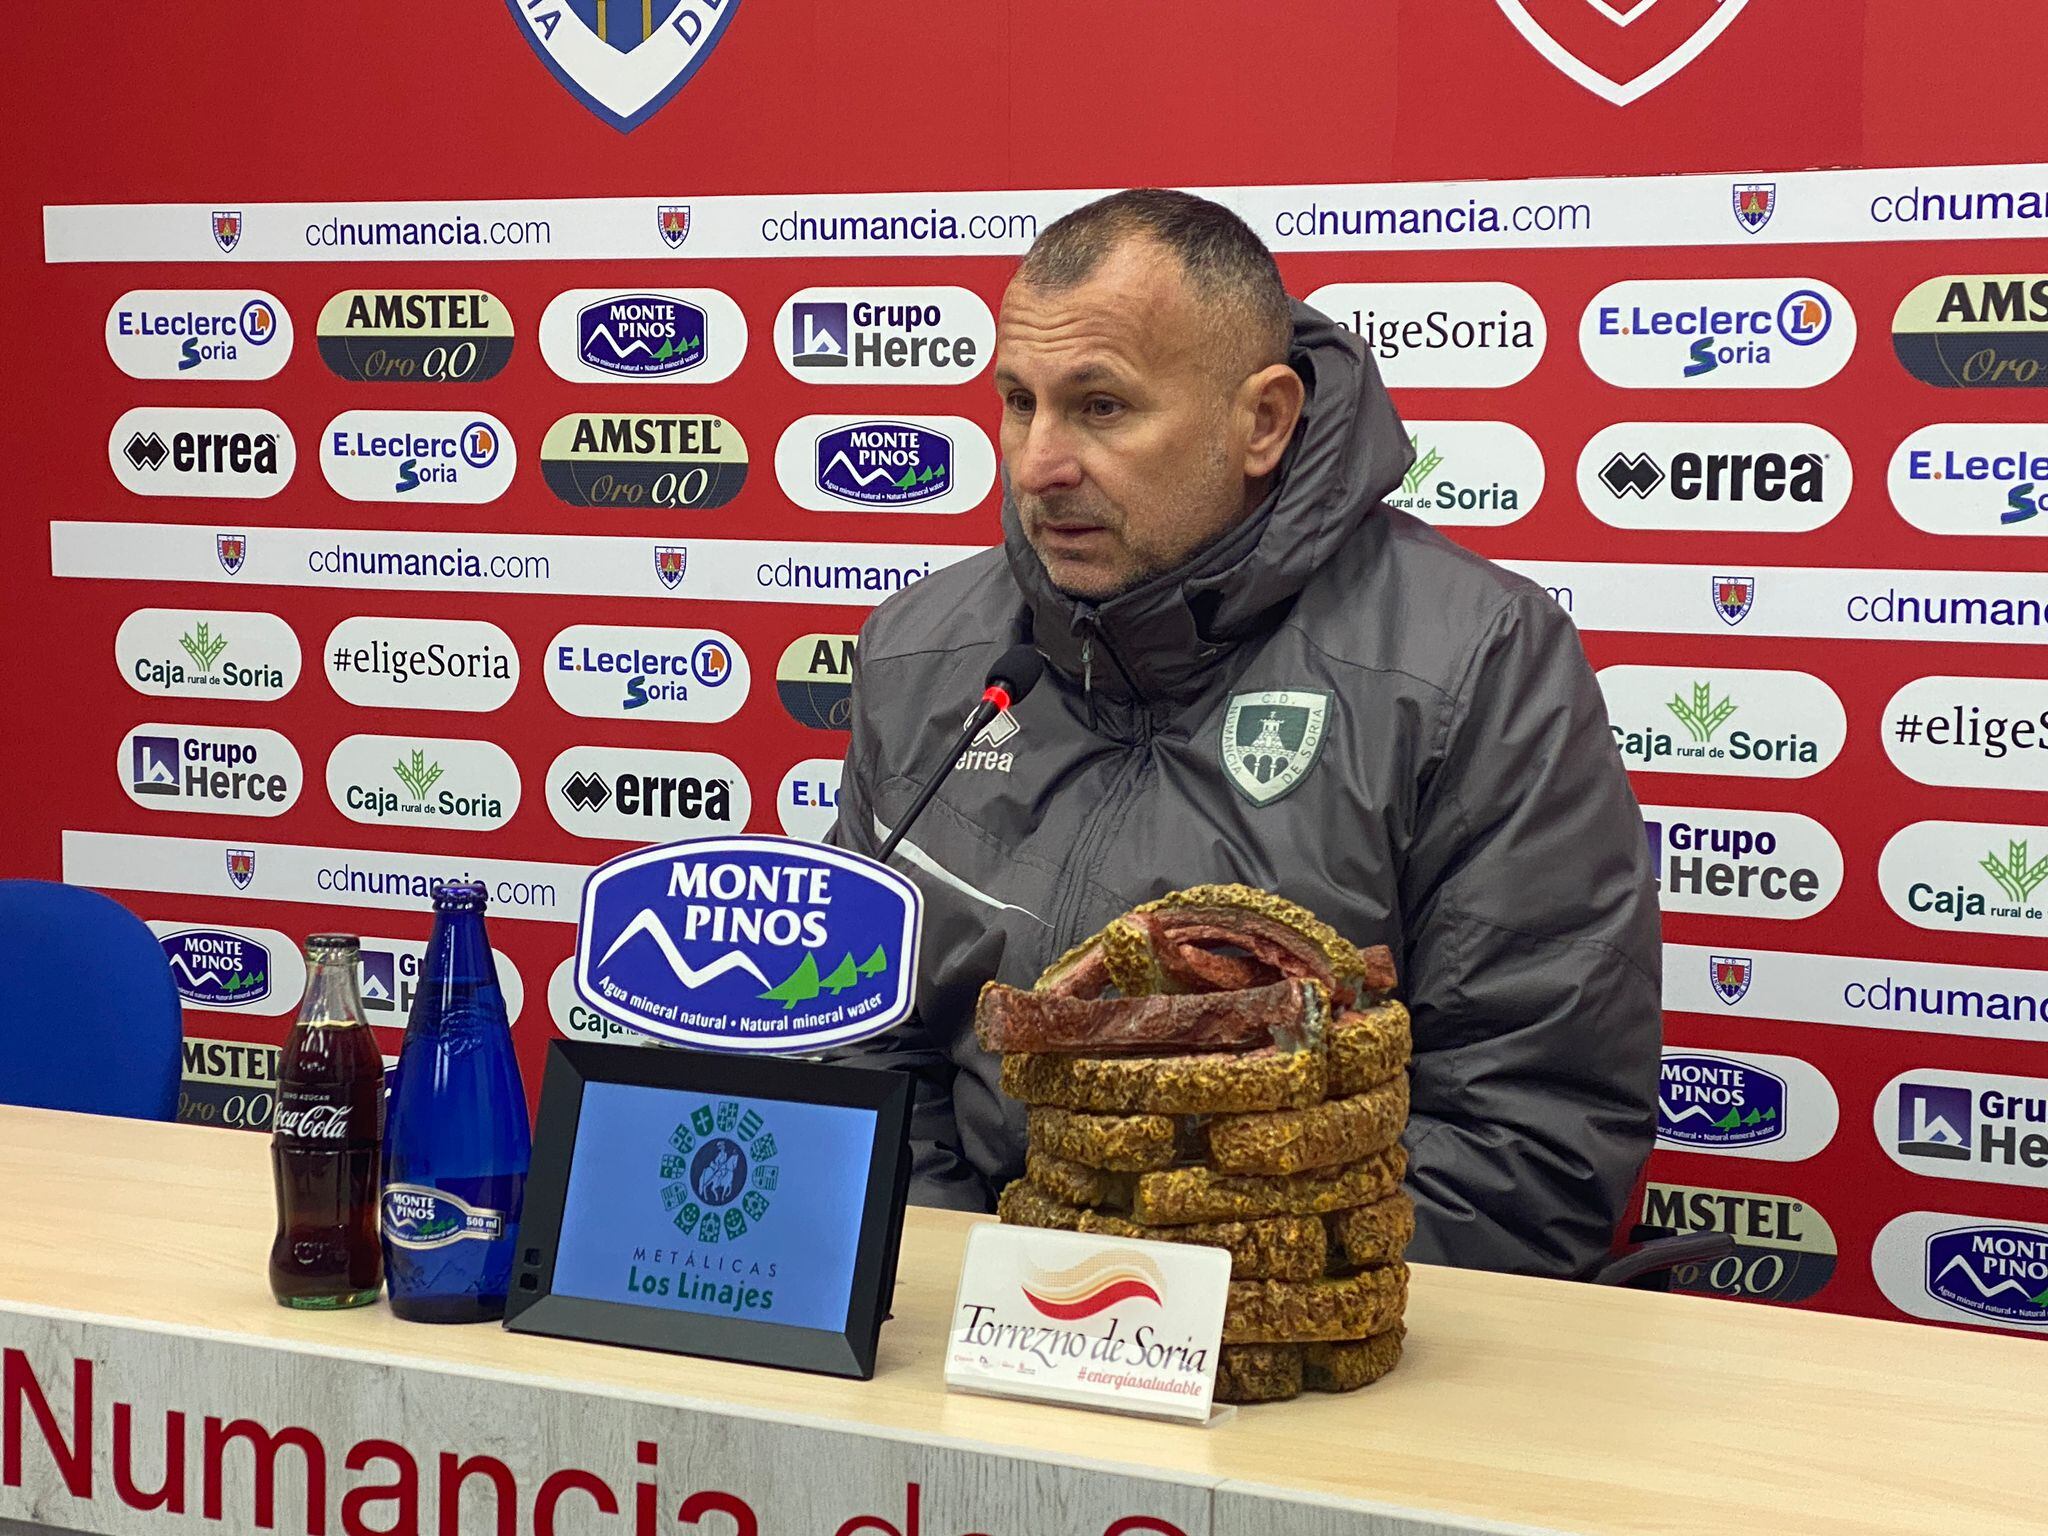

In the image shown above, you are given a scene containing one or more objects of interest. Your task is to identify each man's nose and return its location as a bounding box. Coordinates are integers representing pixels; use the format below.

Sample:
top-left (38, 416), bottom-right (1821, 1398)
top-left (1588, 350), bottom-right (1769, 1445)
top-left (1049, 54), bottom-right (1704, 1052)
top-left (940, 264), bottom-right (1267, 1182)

top-left (1009, 414), bottom-right (1083, 497)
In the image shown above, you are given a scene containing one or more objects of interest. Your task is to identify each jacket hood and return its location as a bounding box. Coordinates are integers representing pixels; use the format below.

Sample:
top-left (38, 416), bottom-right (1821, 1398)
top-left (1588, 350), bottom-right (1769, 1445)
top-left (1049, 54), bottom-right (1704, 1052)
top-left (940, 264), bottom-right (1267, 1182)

top-left (1003, 297), bottom-right (1414, 704)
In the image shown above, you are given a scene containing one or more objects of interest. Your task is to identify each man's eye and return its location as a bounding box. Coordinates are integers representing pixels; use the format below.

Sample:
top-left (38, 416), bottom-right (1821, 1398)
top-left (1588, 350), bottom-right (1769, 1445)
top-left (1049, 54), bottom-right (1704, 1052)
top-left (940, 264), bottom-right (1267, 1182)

top-left (1085, 397), bottom-right (1123, 418)
top-left (1005, 391), bottom-right (1034, 415)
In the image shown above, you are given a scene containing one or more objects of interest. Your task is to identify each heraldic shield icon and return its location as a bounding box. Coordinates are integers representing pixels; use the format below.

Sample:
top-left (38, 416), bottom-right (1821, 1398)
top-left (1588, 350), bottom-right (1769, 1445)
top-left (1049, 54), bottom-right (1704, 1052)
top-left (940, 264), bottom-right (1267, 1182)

top-left (1710, 953), bottom-right (1753, 1006)
top-left (505, 0), bottom-right (744, 132)
top-left (1221, 690), bottom-right (1330, 807)
top-left (1493, 0), bottom-right (1751, 106)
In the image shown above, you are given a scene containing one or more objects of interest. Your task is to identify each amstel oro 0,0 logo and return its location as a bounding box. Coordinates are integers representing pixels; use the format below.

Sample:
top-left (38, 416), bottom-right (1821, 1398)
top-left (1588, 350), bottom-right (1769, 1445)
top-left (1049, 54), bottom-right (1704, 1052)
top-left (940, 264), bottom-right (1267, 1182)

top-left (1893, 275), bottom-right (2048, 389)
top-left (777, 633), bottom-right (856, 730)
top-left (316, 290), bottom-right (515, 384)
top-left (540, 414), bottom-right (749, 512)
top-left (1641, 1182), bottom-right (1837, 1305)
top-left (662, 1099), bottom-right (780, 1244)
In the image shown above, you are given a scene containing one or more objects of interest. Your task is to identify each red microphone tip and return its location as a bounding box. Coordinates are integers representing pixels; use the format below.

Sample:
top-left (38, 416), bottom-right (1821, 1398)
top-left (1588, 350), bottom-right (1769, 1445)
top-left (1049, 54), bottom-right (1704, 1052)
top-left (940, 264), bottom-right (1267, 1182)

top-left (981, 685), bottom-right (1012, 710)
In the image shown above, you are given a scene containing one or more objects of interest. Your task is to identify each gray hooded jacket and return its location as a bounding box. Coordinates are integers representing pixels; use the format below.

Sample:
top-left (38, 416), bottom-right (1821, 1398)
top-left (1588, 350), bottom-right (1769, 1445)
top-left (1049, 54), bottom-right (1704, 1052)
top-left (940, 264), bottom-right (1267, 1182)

top-left (829, 301), bottom-right (1661, 1278)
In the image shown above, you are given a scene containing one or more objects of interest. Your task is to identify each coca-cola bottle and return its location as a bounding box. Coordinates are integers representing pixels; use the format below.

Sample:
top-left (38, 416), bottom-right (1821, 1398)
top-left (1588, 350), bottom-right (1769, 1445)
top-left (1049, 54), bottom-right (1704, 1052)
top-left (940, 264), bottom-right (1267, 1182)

top-left (269, 934), bottom-right (384, 1308)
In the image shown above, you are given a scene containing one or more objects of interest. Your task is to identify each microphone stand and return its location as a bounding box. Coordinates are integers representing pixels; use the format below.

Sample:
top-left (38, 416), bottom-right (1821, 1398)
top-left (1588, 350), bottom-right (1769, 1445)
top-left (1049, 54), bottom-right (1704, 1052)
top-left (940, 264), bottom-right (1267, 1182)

top-left (874, 693), bottom-right (1007, 865)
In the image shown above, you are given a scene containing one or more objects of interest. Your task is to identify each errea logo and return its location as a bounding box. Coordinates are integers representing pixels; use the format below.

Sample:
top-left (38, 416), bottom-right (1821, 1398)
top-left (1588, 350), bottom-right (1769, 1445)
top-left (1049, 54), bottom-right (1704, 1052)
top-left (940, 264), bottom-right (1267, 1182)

top-left (955, 708), bottom-right (1020, 774)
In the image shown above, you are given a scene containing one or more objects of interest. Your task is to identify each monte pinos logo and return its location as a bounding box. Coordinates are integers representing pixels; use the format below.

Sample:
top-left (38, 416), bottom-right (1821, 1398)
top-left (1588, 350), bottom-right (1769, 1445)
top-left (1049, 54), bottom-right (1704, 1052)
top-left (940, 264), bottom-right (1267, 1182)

top-left (1021, 1250), bottom-right (1166, 1321)
top-left (573, 836), bottom-right (921, 1052)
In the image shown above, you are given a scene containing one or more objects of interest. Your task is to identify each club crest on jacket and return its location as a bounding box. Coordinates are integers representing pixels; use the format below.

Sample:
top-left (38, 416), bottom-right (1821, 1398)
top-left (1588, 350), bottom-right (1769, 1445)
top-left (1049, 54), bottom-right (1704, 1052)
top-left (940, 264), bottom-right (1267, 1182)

top-left (1220, 690), bottom-right (1330, 807)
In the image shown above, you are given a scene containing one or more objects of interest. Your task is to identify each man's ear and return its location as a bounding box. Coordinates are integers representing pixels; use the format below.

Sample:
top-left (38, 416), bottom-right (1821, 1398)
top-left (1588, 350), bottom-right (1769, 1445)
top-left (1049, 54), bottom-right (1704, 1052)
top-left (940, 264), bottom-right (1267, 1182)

top-left (1240, 363), bottom-right (1307, 479)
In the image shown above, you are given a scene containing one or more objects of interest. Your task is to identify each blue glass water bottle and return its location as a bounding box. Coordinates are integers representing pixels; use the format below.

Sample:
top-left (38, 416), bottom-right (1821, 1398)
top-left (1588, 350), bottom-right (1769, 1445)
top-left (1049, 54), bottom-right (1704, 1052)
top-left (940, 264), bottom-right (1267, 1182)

top-left (381, 881), bottom-right (531, 1322)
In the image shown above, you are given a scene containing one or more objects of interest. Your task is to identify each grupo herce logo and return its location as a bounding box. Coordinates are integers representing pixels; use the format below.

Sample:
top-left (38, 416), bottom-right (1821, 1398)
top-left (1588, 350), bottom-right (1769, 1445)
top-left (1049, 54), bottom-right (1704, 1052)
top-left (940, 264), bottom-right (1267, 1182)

top-left (572, 837), bottom-right (923, 1052)
top-left (546, 745), bottom-right (751, 842)
top-left (1892, 275), bottom-right (2048, 389)
top-left (776, 415), bottom-right (998, 514)
top-left (1579, 422), bottom-right (1848, 532)
top-left (156, 925), bottom-right (275, 1009)
top-left (774, 287), bottom-right (995, 384)
top-left (504, 0), bottom-right (743, 133)
top-left (1492, 0), bottom-right (1752, 107)
top-left (1878, 1070), bottom-right (2048, 1190)
top-left (1579, 279), bottom-right (1855, 389)
top-left (326, 734), bottom-right (521, 833)
top-left (539, 413), bottom-right (749, 512)
top-left (662, 1099), bottom-right (779, 1244)
top-left (115, 609), bottom-right (300, 701)
top-left (106, 290), bottom-right (290, 380)
top-left (359, 936), bottom-right (526, 1025)
top-left (119, 725), bottom-right (302, 818)
top-left (1879, 819), bottom-right (2048, 937)
top-left (1303, 282), bottom-right (1544, 389)
top-left (110, 407), bottom-right (295, 499)
top-left (545, 624), bottom-right (748, 724)
top-left (1641, 805), bottom-right (1842, 920)
top-left (319, 411), bottom-right (515, 504)
top-left (1642, 1182), bottom-right (1837, 1305)
top-left (1386, 421), bottom-right (1543, 527)
top-left (1658, 1048), bottom-right (1838, 1163)
top-left (1873, 1213), bottom-right (2048, 1331)
top-left (1021, 1249), bottom-right (1166, 1321)
top-left (539, 289), bottom-right (746, 384)
top-left (315, 290), bottom-right (514, 384)
top-left (1888, 425), bottom-right (2048, 535)
top-left (1597, 664), bottom-right (1847, 779)
top-left (777, 633), bottom-right (855, 730)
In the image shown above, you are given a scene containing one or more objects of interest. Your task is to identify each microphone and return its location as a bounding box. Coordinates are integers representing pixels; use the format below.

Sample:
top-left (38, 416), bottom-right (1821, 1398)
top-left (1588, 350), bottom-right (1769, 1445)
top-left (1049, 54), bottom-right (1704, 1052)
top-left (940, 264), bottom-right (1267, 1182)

top-left (874, 645), bottom-right (1044, 865)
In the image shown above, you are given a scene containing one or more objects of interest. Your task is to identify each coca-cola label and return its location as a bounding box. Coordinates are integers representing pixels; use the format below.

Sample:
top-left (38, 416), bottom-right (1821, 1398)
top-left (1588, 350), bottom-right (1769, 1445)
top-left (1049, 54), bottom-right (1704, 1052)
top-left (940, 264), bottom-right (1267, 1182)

top-left (273, 1085), bottom-right (364, 1143)
top-left (381, 1183), bottom-right (508, 1250)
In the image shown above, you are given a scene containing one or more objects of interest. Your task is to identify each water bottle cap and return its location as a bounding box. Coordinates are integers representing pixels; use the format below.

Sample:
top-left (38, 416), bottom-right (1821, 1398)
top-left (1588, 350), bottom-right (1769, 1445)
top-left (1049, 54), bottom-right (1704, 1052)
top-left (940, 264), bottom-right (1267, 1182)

top-left (432, 880), bottom-right (489, 912)
top-left (304, 933), bottom-right (360, 958)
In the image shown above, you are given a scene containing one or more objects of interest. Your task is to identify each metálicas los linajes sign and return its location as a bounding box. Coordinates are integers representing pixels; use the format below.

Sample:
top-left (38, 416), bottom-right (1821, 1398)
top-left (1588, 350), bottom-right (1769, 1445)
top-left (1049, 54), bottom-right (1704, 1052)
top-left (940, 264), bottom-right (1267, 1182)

top-left (572, 836), bottom-right (922, 1052)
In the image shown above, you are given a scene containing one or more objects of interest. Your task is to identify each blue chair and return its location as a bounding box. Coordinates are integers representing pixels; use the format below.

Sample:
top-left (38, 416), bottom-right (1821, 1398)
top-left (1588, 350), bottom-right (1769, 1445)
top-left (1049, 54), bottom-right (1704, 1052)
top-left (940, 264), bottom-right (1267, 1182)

top-left (0, 880), bottom-right (182, 1120)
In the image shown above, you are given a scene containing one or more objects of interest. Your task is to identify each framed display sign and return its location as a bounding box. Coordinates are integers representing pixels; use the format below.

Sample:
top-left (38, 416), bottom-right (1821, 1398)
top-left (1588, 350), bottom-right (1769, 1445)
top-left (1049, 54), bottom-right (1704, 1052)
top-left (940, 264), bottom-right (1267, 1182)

top-left (504, 1040), bottom-right (913, 1379)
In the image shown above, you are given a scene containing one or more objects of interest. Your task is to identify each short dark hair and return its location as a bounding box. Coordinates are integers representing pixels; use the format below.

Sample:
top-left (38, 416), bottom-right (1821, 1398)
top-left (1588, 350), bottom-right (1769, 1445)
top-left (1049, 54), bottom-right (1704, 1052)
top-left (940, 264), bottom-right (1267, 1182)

top-left (1013, 188), bottom-right (1293, 371)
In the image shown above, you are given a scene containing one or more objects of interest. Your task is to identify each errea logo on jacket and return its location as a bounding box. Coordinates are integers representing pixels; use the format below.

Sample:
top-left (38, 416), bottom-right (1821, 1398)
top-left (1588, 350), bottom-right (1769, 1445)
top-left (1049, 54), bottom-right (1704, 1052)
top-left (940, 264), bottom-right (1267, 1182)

top-left (955, 708), bottom-right (1020, 773)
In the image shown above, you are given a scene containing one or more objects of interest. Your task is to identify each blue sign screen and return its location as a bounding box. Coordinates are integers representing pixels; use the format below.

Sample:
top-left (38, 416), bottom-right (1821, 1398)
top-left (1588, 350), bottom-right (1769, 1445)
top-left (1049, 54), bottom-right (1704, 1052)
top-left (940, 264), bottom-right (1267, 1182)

top-left (550, 1080), bottom-right (877, 1334)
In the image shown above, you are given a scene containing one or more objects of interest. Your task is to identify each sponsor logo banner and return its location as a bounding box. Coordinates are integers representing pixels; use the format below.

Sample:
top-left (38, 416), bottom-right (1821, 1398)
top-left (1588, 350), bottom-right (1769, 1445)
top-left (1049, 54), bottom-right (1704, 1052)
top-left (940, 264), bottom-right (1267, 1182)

top-left (1657, 1048), bottom-right (1838, 1162)
top-left (539, 413), bottom-right (748, 511)
top-left (1876, 1069), bottom-right (2048, 1190)
top-left (314, 289), bottom-right (514, 383)
top-left (1640, 1182), bottom-right (1837, 1304)
top-left (119, 724), bottom-right (302, 818)
top-left (538, 288), bottom-right (747, 383)
top-left (1881, 676), bottom-right (2048, 793)
top-left (1641, 804), bottom-right (1842, 918)
top-left (326, 734), bottom-right (521, 832)
top-left (115, 609), bottom-right (299, 701)
top-left (546, 745), bottom-right (750, 842)
top-left (1384, 420), bottom-right (1542, 527)
top-left (1579, 422), bottom-right (1848, 532)
top-left (547, 954), bottom-right (664, 1048)
top-left (572, 836), bottom-right (922, 1051)
top-left (1892, 275), bottom-right (2048, 389)
top-left (1304, 282), bottom-right (1544, 387)
top-left (108, 407), bottom-right (295, 499)
top-left (1888, 424), bottom-right (2048, 535)
top-left (52, 522), bottom-right (981, 606)
top-left (1599, 665), bottom-right (1846, 778)
top-left (323, 616), bottom-right (519, 713)
top-left (319, 411), bottom-right (514, 504)
top-left (178, 1036), bottom-right (281, 1132)
top-left (149, 921), bottom-right (304, 1016)
top-left (1879, 820), bottom-right (2048, 937)
top-left (359, 935), bottom-right (525, 1027)
top-left (1580, 279), bottom-right (1854, 388)
top-left (1872, 1212), bottom-right (2048, 1330)
top-left (775, 415), bottom-right (997, 514)
top-left (775, 286), bottom-right (994, 383)
top-left (545, 624), bottom-right (747, 722)
top-left (105, 290), bottom-right (289, 379)
top-left (1502, 559), bottom-right (2048, 645)
top-left (776, 758), bottom-right (843, 842)
top-left (62, 830), bottom-right (583, 924)
top-left (1664, 942), bottom-right (2048, 1044)
top-left (777, 634), bottom-right (855, 730)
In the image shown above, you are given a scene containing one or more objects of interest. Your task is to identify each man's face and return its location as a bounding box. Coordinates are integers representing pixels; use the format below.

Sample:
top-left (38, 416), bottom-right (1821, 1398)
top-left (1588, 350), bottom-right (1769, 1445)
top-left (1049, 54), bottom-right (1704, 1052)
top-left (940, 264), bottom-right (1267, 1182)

top-left (995, 243), bottom-right (1251, 600)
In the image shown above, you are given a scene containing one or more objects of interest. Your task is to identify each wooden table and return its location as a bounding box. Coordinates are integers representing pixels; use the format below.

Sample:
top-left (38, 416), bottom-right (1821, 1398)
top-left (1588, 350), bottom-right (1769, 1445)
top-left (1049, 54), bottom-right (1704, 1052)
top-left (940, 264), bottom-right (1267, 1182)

top-left (0, 1106), bottom-right (2040, 1536)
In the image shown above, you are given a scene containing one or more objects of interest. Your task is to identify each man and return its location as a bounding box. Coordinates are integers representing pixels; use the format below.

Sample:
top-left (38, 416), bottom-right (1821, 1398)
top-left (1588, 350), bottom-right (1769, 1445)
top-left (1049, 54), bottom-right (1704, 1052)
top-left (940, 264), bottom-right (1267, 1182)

top-left (829, 189), bottom-right (1660, 1278)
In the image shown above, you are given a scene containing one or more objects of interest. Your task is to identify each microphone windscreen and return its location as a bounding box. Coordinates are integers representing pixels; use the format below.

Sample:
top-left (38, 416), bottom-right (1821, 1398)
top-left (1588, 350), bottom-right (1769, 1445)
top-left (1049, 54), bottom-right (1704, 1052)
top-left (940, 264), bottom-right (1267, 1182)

top-left (986, 644), bottom-right (1045, 705)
